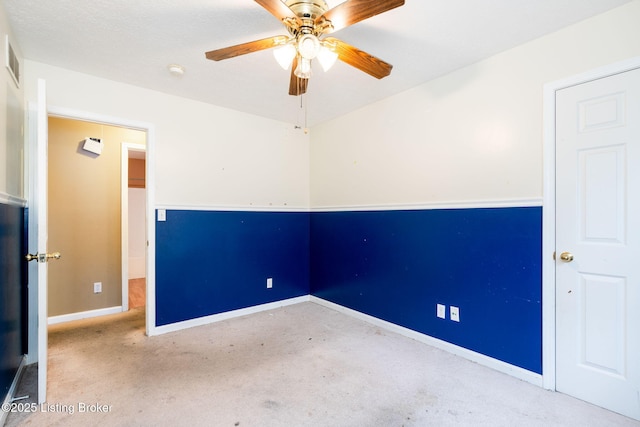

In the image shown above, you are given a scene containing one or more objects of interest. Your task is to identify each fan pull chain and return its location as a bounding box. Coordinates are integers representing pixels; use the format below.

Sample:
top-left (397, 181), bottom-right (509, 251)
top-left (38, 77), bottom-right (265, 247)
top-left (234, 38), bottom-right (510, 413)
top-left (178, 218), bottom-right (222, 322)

top-left (296, 91), bottom-right (308, 134)
top-left (299, 93), bottom-right (308, 134)
top-left (304, 94), bottom-right (308, 134)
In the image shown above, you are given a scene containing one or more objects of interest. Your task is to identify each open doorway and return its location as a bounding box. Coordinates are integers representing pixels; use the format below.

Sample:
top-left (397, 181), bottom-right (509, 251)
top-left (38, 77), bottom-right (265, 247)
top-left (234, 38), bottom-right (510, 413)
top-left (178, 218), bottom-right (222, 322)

top-left (47, 116), bottom-right (147, 322)
top-left (122, 144), bottom-right (147, 311)
top-left (25, 97), bottom-right (156, 404)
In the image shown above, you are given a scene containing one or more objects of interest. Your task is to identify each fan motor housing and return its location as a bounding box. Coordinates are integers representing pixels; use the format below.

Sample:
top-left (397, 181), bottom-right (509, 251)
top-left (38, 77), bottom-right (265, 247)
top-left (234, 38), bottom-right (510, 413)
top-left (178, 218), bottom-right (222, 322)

top-left (285, 0), bottom-right (329, 20)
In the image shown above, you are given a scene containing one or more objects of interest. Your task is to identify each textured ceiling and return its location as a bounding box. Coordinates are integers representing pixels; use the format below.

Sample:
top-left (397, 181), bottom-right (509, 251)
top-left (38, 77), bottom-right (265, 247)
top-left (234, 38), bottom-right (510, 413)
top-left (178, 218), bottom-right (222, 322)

top-left (3, 0), bottom-right (632, 127)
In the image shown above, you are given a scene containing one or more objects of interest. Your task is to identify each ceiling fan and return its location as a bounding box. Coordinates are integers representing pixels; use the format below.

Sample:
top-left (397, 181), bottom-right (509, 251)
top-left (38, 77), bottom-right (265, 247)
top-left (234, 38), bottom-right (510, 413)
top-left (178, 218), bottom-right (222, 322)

top-left (205, 0), bottom-right (405, 96)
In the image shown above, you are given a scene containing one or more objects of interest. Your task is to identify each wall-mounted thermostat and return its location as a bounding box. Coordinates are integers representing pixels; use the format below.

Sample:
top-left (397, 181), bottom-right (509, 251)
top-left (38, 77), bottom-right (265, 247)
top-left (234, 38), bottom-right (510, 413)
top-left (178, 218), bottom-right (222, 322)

top-left (82, 137), bottom-right (103, 155)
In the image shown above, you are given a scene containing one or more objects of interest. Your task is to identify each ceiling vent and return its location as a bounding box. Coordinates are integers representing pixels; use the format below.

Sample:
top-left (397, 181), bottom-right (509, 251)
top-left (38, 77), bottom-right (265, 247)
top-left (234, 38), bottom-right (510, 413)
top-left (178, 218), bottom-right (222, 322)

top-left (5, 36), bottom-right (19, 88)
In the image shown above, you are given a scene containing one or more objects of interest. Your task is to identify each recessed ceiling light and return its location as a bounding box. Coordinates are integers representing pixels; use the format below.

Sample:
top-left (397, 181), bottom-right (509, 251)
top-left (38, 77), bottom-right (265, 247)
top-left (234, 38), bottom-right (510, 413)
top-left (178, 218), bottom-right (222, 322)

top-left (167, 64), bottom-right (185, 77)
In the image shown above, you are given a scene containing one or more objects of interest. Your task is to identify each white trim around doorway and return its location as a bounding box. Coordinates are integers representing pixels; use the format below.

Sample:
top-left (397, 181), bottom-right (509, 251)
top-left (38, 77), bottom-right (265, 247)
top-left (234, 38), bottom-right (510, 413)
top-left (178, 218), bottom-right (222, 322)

top-left (46, 106), bottom-right (158, 336)
top-left (121, 142), bottom-right (146, 313)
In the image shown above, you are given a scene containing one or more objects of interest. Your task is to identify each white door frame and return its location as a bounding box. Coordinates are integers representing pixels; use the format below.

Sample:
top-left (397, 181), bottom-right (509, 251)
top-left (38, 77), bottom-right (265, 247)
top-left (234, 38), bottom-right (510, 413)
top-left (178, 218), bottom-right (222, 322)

top-left (121, 143), bottom-right (146, 312)
top-left (33, 105), bottom-right (158, 339)
top-left (542, 56), bottom-right (640, 390)
top-left (34, 79), bottom-right (48, 403)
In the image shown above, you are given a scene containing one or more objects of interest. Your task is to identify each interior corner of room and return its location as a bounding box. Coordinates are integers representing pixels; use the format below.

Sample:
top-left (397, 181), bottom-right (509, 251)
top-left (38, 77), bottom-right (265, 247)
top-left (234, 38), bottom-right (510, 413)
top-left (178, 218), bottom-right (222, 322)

top-left (1, 0), bottom-right (640, 423)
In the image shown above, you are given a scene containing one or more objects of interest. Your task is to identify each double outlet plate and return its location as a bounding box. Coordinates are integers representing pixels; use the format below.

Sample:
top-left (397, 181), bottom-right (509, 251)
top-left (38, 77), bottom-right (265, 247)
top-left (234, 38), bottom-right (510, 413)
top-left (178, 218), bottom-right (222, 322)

top-left (437, 304), bottom-right (460, 322)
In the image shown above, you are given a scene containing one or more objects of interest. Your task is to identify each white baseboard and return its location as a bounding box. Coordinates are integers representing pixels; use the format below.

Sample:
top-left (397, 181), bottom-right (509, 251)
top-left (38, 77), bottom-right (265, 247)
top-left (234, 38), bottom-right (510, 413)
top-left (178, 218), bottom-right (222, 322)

top-left (309, 296), bottom-right (543, 387)
top-left (0, 356), bottom-right (27, 426)
top-left (152, 296), bottom-right (311, 336)
top-left (48, 306), bottom-right (123, 325)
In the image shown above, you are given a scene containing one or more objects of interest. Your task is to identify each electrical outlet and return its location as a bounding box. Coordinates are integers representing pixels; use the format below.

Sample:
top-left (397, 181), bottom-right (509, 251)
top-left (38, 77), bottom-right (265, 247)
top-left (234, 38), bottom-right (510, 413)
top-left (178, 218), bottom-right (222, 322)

top-left (436, 304), bottom-right (446, 319)
top-left (93, 282), bottom-right (102, 294)
top-left (267, 278), bottom-right (273, 289)
top-left (450, 306), bottom-right (460, 322)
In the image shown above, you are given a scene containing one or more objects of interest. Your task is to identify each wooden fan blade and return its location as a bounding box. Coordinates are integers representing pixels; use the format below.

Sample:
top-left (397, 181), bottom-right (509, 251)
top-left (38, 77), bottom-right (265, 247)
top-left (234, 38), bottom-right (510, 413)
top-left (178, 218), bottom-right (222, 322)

top-left (324, 37), bottom-right (393, 79)
top-left (255, 0), bottom-right (301, 25)
top-left (289, 57), bottom-right (308, 96)
top-left (317, 0), bottom-right (405, 34)
top-left (205, 36), bottom-right (289, 61)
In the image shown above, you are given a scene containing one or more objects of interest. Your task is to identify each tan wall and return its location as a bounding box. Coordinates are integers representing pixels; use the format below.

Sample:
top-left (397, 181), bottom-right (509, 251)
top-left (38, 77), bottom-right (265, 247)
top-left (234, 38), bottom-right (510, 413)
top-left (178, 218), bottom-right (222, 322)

top-left (48, 117), bottom-right (146, 316)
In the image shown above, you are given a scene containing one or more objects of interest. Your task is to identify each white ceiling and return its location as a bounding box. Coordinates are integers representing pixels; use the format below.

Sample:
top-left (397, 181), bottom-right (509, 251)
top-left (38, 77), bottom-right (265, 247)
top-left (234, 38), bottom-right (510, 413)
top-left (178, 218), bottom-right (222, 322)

top-left (3, 0), bottom-right (632, 127)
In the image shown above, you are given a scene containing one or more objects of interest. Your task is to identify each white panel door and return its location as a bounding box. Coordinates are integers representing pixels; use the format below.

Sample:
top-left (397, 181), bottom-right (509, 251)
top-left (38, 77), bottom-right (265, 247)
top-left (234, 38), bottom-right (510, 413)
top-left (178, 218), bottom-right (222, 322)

top-left (556, 67), bottom-right (640, 420)
top-left (27, 79), bottom-right (49, 403)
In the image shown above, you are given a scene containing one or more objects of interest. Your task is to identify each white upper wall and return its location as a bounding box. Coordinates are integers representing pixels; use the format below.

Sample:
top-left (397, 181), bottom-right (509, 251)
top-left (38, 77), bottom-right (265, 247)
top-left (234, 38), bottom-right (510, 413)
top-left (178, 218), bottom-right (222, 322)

top-left (23, 62), bottom-right (310, 209)
top-left (19, 2), bottom-right (640, 210)
top-left (0, 5), bottom-right (24, 200)
top-left (310, 1), bottom-right (640, 209)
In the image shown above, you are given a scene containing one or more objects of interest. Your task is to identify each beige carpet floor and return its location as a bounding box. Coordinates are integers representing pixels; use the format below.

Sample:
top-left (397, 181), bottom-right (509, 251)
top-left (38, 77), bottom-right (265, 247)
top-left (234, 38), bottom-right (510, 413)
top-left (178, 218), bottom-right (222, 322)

top-left (5, 302), bottom-right (639, 426)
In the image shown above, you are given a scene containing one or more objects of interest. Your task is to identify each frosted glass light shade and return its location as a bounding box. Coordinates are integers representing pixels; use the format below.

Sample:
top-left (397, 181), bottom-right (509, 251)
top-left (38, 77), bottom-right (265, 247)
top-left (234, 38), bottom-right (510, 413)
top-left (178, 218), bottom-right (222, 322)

top-left (294, 57), bottom-right (312, 79)
top-left (317, 45), bottom-right (338, 71)
top-left (273, 43), bottom-right (296, 70)
top-left (298, 34), bottom-right (320, 60)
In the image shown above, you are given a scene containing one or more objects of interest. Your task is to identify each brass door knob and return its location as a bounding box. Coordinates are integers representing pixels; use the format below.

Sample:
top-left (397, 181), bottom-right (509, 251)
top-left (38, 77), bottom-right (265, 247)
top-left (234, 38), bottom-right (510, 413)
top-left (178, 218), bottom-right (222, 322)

top-left (559, 251), bottom-right (574, 262)
top-left (25, 252), bottom-right (62, 262)
top-left (46, 252), bottom-right (62, 261)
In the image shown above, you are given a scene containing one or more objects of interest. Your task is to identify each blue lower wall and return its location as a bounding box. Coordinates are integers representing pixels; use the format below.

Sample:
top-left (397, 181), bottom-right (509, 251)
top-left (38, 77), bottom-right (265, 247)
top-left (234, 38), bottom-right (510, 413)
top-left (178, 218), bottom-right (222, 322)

top-left (309, 207), bottom-right (542, 374)
top-left (0, 203), bottom-right (27, 399)
top-left (155, 210), bottom-right (310, 326)
top-left (155, 206), bottom-right (542, 374)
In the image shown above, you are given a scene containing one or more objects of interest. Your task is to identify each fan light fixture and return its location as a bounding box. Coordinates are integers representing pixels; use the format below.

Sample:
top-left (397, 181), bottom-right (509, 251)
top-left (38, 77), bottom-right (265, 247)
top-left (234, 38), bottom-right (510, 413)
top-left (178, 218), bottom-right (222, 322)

top-left (295, 57), bottom-right (312, 78)
top-left (317, 43), bottom-right (338, 71)
top-left (298, 34), bottom-right (319, 59)
top-left (273, 35), bottom-right (338, 74)
top-left (273, 42), bottom-right (296, 69)
top-left (206, 0), bottom-right (404, 96)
